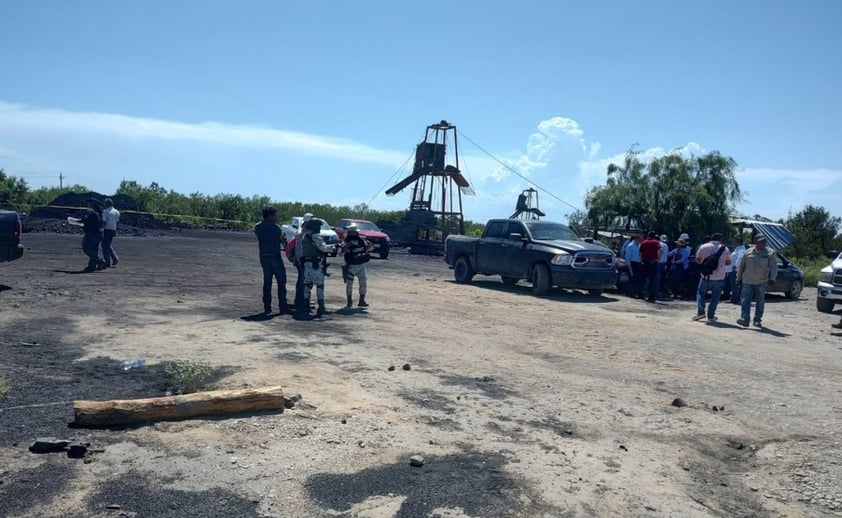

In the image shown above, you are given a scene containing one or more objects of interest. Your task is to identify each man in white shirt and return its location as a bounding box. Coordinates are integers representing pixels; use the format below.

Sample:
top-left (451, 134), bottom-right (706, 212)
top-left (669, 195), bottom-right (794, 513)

top-left (728, 235), bottom-right (747, 304)
top-left (101, 198), bottom-right (121, 267)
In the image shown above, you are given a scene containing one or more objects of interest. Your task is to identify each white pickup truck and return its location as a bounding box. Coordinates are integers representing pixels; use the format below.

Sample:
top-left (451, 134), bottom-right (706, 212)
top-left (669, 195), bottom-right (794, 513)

top-left (817, 251), bottom-right (842, 313)
top-left (281, 216), bottom-right (340, 250)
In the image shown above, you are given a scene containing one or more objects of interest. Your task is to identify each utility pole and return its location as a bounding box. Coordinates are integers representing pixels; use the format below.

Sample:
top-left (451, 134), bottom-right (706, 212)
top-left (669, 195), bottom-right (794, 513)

top-left (59, 172), bottom-right (64, 189)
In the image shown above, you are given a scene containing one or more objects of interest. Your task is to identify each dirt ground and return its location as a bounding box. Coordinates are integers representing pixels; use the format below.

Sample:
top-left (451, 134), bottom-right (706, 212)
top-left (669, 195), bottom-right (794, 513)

top-left (1, 231), bottom-right (841, 518)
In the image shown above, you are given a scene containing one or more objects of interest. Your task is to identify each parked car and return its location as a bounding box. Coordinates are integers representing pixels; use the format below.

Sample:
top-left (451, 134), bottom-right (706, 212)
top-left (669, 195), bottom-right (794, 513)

top-left (0, 210), bottom-right (24, 263)
top-left (771, 253), bottom-right (804, 300)
top-left (817, 251), bottom-right (842, 313)
top-left (444, 219), bottom-right (617, 296)
top-left (281, 216), bottom-right (339, 256)
top-left (334, 219), bottom-right (391, 259)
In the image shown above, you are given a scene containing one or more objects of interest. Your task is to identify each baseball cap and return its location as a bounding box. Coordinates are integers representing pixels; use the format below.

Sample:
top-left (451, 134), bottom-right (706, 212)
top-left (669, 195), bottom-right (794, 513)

top-left (679, 233), bottom-right (690, 241)
top-left (303, 213), bottom-right (313, 222)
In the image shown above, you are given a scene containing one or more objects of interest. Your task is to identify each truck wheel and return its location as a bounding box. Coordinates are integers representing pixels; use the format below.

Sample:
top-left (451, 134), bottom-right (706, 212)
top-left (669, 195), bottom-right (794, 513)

top-left (379, 252), bottom-right (389, 260)
top-left (501, 276), bottom-right (519, 286)
top-left (817, 297), bottom-right (835, 313)
top-left (531, 264), bottom-right (551, 296)
top-left (588, 289), bottom-right (604, 297)
top-left (454, 256), bottom-right (475, 284)
top-left (785, 280), bottom-right (802, 300)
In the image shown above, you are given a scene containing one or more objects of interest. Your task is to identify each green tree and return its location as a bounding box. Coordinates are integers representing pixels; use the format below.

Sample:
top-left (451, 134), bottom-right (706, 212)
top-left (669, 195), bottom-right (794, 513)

top-left (585, 150), bottom-right (742, 241)
top-left (784, 205), bottom-right (841, 258)
top-left (0, 169), bottom-right (30, 209)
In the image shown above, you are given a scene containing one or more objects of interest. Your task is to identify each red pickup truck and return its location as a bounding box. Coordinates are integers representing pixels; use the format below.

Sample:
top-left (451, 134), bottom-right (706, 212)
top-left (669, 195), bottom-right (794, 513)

top-left (334, 219), bottom-right (391, 259)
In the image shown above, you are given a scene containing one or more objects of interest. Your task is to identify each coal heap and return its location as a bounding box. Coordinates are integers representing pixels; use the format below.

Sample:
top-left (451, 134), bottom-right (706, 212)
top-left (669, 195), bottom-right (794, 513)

top-left (27, 192), bottom-right (168, 233)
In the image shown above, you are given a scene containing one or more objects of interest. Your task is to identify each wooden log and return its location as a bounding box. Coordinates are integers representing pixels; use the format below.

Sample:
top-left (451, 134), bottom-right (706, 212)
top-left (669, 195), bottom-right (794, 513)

top-left (72, 386), bottom-right (284, 428)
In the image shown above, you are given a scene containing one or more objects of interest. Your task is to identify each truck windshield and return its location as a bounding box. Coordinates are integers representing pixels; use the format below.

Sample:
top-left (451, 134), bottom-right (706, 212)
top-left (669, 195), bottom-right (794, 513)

top-left (354, 221), bottom-right (379, 231)
top-left (525, 222), bottom-right (580, 241)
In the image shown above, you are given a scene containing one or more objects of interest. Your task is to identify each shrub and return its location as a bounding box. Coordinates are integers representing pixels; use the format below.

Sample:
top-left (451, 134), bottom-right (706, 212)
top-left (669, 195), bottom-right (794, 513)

top-left (165, 361), bottom-right (214, 394)
top-left (788, 256), bottom-right (828, 288)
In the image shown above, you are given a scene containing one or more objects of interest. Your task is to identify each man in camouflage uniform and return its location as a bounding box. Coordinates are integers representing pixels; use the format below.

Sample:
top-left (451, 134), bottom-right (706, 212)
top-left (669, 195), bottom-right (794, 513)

top-left (298, 219), bottom-right (335, 318)
top-left (341, 224), bottom-right (373, 308)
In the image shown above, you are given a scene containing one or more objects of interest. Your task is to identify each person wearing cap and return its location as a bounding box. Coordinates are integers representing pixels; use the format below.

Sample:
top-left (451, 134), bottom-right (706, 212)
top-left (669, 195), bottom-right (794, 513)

top-left (254, 206), bottom-right (290, 315)
top-left (101, 198), bottom-right (121, 267)
top-left (668, 238), bottom-right (691, 298)
top-left (728, 235), bottom-right (747, 304)
top-left (341, 224), bottom-right (373, 308)
top-left (736, 234), bottom-right (778, 328)
top-left (291, 213), bottom-right (314, 310)
top-left (298, 218), bottom-right (336, 317)
top-left (656, 235), bottom-right (669, 300)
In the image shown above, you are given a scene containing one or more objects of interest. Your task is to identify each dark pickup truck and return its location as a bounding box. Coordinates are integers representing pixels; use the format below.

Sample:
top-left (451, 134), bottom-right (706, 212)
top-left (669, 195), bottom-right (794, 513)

top-left (0, 210), bottom-right (24, 263)
top-left (445, 219), bottom-right (617, 296)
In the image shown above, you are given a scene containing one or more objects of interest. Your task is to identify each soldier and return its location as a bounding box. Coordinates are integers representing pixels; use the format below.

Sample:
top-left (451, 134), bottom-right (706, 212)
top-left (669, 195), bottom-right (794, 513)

top-left (341, 224), bottom-right (373, 308)
top-left (298, 218), bottom-right (335, 318)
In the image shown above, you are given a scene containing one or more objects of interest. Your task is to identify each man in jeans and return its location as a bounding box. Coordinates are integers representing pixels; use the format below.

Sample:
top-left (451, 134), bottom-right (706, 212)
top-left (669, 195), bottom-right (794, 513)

top-left (254, 206), bottom-right (290, 315)
top-left (737, 234), bottom-right (778, 328)
top-left (693, 233), bottom-right (732, 322)
top-left (101, 198), bottom-right (121, 267)
top-left (624, 235), bottom-right (643, 298)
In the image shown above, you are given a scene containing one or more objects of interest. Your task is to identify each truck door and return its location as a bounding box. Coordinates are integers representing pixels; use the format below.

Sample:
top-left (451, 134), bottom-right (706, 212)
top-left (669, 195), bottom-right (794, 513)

top-left (476, 221), bottom-right (507, 273)
top-left (499, 221), bottom-right (528, 277)
top-left (772, 255), bottom-right (792, 293)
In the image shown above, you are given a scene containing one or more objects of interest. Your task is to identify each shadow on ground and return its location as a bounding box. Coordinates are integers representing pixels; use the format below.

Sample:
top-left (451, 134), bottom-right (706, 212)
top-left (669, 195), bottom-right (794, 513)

top-left (305, 450), bottom-right (563, 517)
top-left (451, 279), bottom-right (620, 304)
top-left (86, 472), bottom-right (258, 517)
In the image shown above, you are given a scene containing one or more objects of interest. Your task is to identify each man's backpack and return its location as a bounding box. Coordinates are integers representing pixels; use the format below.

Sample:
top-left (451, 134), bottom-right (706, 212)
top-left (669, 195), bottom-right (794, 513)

top-left (699, 245), bottom-right (726, 277)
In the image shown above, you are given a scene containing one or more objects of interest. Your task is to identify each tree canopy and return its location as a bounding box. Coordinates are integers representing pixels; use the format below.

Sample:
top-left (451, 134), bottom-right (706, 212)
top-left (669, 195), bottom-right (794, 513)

top-left (583, 150), bottom-right (742, 241)
top-left (783, 205), bottom-right (842, 258)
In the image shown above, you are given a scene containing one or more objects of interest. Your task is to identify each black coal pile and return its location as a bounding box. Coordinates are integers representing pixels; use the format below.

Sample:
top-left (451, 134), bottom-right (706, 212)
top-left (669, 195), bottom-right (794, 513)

top-left (25, 192), bottom-right (169, 234)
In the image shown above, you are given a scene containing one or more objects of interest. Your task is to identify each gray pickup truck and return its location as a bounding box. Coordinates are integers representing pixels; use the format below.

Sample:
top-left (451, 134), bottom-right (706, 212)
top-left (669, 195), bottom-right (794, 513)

top-left (444, 219), bottom-right (617, 296)
top-left (0, 210), bottom-right (24, 263)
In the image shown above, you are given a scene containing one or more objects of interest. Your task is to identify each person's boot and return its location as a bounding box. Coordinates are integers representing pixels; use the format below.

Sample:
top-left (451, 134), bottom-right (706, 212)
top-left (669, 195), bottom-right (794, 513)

top-left (832, 321), bottom-right (842, 330)
top-left (358, 295), bottom-right (369, 308)
top-left (346, 296), bottom-right (353, 309)
top-left (297, 299), bottom-right (312, 319)
top-left (317, 301), bottom-right (327, 317)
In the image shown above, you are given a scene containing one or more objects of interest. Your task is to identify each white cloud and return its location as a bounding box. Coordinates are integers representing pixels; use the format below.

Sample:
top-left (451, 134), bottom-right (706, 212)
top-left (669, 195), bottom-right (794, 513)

top-left (0, 101), bottom-right (407, 166)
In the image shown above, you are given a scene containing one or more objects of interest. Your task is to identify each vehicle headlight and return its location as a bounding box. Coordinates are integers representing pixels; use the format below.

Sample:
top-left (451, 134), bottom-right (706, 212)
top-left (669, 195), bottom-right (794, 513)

top-left (385, 237), bottom-right (391, 242)
top-left (820, 271), bottom-right (833, 283)
top-left (551, 253), bottom-right (573, 266)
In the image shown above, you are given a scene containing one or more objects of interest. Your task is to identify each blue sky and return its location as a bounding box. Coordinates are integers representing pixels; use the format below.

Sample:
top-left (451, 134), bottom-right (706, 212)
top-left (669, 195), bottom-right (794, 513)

top-left (1, 0), bottom-right (840, 224)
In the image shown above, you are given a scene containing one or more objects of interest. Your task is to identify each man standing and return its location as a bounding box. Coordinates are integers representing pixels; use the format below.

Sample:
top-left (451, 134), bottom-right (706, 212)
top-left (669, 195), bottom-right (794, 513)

top-left (291, 213), bottom-right (314, 310)
top-left (668, 238), bottom-right (691, 298)
top-left (341, 224), bottom-right (373, 308)
top-left (624, 235), bottom-right (643, 298)
top-left (693, 232), bottom-right (732, 322)
top-left (639, 232), bottom-right (663, 303)
top-left (101, 198), bottom-right (121, 267)
top-left (72, 199), bottom-right (105, 273)
top-left (298, 219), bottom-right (336, 318)
top-left (254, 207), bottom-right (289, 315)
top-left (657, 235), bottom-right (669, 300)
top-left (736, 235), bottom-right (778, 328)
top-left (728, 235), bottom-right (747, 304)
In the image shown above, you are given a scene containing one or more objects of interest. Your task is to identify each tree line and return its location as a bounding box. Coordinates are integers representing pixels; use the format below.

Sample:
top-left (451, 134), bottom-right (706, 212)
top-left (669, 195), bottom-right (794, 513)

top-left (0, 171), bottom-right (486, 234)
top-left (568, 150), bottom-right (841, 261)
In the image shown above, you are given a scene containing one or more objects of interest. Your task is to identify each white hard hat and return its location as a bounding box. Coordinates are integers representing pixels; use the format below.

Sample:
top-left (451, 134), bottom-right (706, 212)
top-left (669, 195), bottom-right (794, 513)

top-left (303, 213), bottom-right (313, 222)
top-left (679, 233), bottom-right (690, 241)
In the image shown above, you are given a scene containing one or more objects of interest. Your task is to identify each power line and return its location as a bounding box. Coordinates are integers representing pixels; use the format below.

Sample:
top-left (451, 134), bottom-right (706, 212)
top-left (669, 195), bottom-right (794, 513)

top-left (456, 129), bottom-right (583, 213)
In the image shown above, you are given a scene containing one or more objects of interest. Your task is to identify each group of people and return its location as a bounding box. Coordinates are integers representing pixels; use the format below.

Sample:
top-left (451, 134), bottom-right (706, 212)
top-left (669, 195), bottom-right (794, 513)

top-left (254, 208), bottom-right (372, 319)
top-left (73, 198), bottom-right (121, 272)
top-left (621, 231), bottom-right (779, 327)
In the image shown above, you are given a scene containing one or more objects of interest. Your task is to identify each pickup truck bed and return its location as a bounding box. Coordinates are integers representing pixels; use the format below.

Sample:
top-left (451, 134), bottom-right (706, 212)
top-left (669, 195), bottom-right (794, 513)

top-left (445, 219), bottom-right (616, 296)
top-left (0, 210), bottom-right (24, 263)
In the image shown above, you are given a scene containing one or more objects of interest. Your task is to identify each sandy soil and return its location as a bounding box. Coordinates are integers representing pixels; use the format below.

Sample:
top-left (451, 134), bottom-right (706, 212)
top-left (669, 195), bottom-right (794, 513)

top-left (1, 231), bottom-right (841, 518)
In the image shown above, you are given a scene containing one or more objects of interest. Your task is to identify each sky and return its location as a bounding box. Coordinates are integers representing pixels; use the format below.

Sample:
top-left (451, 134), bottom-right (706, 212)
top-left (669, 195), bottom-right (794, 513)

top-left (1, 0), bottom-right (840, 224)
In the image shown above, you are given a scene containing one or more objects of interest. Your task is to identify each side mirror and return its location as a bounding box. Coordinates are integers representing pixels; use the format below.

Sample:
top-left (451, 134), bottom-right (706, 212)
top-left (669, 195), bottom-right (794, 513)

top-left (509, 233), bottom-right (524, 242)
top-left (829, 250), bottom-right (839, 260)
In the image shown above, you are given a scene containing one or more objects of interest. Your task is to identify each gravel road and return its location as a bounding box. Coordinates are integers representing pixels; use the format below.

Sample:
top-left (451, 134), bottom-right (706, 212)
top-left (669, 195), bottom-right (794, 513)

top-left (1, 231), bottom-right (841, 517)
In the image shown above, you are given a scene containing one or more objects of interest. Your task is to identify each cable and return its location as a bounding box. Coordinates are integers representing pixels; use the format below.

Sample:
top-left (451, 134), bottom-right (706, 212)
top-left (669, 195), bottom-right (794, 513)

top-left (456, 129), bottom-right (583, 213)
top-left (366, 147), bottom-right (416, 205)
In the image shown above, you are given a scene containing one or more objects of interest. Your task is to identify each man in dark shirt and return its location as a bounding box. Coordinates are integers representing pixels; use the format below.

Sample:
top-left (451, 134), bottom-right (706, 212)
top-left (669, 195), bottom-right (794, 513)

top-left (75, 199), bottom-right (105, 273)
top-left (254, 207), bottom-right (289, 315)
top-left (640, 231), bottom-right (663, 303)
